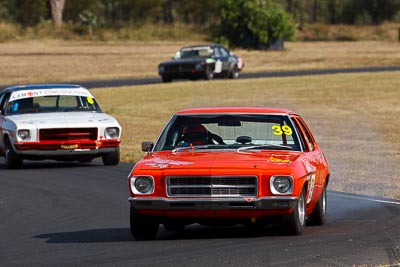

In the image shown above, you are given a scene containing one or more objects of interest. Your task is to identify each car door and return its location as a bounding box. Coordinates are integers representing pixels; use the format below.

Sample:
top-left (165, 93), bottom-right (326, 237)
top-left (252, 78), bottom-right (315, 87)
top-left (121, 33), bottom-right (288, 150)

top-left (218, 46), bottom-right (231, 71)
top-left (0, 92), bottom-right (11, 154)
top-left (212, 47), bottom-right (223, 74)
top-left (291, 115), bottom-right (323, 204)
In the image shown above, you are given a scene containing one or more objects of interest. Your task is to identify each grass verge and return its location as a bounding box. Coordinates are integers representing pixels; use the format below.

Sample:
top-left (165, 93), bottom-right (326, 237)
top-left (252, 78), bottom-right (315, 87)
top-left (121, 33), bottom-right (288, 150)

top-left (92, 71), bottom-right (400, 199)
top-left (1, 40), bottom-right (400, 86)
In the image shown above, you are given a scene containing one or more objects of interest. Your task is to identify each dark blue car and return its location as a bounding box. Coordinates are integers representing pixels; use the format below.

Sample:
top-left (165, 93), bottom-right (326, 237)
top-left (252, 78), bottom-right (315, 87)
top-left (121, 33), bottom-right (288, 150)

top-left (158, 44), bottom-right (244, 83)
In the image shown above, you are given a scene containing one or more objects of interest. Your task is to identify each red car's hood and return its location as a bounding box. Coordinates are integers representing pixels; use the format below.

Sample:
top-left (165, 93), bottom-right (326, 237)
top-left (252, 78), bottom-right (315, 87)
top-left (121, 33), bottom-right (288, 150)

top-left (137, 150), bottom-right (301, 170)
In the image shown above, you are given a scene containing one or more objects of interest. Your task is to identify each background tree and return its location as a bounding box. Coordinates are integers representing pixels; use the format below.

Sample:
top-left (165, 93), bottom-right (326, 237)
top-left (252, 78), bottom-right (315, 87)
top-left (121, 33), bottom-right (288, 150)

top-left (327, 0), bottom-right (340, 24)
top-left (49, 0), bottom-right (66, 30)
top-left (4, 0), bottom-right (48, 26)
top-left (214, 0), bottom-right (295, 49)
top-left (63, 0), bottom-right (97, 24)
top-left (340, 0), bottom-right (400, 24)
top-left (0, 0), bottom-right (400, 40)
top-left (79, 10), bottom-right (97, 38)
top-left (174, 0), bottom-right (216, 25)
top-left (120, 0), bottom-right (163, 26)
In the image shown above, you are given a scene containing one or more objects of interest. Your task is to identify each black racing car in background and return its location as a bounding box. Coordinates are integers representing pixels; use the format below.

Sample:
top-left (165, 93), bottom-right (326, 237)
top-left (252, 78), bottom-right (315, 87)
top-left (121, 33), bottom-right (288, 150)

top-left (158, 44), bottom-right (244, 83)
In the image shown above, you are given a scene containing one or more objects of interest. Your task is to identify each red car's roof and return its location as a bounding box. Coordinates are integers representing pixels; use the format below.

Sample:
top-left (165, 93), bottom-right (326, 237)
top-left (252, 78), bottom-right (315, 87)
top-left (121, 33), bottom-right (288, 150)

top-left (175, 106), bottom-right (297, 115)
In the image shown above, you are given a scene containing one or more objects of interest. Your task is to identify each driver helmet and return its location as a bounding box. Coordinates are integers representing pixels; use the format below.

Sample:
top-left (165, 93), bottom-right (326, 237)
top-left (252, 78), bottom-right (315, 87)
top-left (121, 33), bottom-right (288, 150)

top-left (182, 124), bottom-right (208, 145)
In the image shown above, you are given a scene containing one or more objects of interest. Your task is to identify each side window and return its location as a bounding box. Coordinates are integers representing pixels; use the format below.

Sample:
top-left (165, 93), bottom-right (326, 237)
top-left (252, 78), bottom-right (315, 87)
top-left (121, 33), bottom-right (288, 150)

top-left (0, 94), bottom-right (5, 114)
top-left (291, 117), bottom-right (308, 152)
top-left (220, 47), bottom-right (229, 57)
top-left (294, 117), bottom-right (315, 151)
top-left (0, 93), bottom-right (10, 115)
top-left (81, 96), bottom-right (99, 111)
top-left (213, 47), bottom-right (221, 57)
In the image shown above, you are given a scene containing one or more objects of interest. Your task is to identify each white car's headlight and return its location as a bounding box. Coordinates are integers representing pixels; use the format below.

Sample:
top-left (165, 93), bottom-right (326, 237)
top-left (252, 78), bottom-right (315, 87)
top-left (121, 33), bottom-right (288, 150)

top-left (18, 129), bottom-right (31, 141)
top-left (270, 175), bottom-right (294, 194)
top-left (105, 127), bottom-right (119, 139)
top-left (131, 176), bottom-right (154, 194)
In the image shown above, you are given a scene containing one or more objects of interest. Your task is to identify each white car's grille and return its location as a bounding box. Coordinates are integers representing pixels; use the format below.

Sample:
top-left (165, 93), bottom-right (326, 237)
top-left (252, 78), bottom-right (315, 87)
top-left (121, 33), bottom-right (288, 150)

top-left (39, 128), bottom-right (98, 141)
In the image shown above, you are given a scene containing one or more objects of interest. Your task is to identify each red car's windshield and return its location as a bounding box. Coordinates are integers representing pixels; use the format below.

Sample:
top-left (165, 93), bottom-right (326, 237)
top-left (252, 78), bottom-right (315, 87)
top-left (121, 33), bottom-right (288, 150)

top-left (154, 114), bottom-right (302, 152)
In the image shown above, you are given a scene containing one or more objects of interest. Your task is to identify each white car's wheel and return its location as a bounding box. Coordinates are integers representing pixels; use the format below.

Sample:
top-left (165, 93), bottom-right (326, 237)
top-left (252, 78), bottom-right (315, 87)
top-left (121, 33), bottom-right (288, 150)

top-left (102, 147), bottom-right (120, 165)
top-left (5, 139), bottom-right (23, 169)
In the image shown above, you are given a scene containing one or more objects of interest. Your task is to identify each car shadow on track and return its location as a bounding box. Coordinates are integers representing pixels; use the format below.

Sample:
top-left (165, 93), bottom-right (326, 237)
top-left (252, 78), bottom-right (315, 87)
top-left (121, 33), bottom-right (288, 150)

top-left (34, 228), bottom-right (133, 243)
top-left (0, 160), bottom-right (101, 170)
top-left (0, 160), bottom-right (133, 170)
top-left (33, 224), bottom-right (293, 243)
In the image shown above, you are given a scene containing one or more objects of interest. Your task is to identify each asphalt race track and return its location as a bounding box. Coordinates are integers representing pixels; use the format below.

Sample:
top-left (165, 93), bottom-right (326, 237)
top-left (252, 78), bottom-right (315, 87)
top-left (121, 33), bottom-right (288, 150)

top-left (0, 160), bottom-right (399, 266)
top-left (63, 65), bottom-right (400, 89)
top-left (1, 69), bottom-right (400, 266)
top-left (2, 65), bottom-right (400, 90)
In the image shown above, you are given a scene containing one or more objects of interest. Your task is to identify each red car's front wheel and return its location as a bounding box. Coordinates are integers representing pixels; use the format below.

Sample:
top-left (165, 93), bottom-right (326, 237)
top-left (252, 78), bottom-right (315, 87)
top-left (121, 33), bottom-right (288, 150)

top-left (282, 187), bottom-right (306, 235)
top-left (130, 207), bottom-right (159, 240)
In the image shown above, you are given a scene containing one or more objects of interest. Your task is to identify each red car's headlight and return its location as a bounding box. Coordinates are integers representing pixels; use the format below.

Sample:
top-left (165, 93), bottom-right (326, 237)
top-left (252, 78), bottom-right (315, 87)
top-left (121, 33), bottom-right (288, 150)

top-left (130, 176), bottom-right (155, 195)
top-left (270, 175), bottom-right (294, 194)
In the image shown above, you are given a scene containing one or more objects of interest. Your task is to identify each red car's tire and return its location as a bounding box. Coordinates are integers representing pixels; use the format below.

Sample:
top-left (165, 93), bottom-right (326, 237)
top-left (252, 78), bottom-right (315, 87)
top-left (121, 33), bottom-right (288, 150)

top-left (130, 207), bottom-right (159, 240)
top-left (282, 187), bottom-right (306, 235)
top-left (309, 185), bottom-right (327, 225)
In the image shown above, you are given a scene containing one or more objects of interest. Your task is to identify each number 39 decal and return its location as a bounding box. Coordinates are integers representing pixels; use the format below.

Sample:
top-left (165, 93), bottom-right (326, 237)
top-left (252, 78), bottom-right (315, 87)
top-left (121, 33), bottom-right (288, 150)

top-left (272, 125), bottom-right (293, 136)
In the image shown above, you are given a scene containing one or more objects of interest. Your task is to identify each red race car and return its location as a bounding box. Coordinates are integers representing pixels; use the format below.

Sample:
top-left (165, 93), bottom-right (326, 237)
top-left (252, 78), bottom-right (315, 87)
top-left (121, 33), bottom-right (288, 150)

top-left (128, 107), bottom-right (330, 240)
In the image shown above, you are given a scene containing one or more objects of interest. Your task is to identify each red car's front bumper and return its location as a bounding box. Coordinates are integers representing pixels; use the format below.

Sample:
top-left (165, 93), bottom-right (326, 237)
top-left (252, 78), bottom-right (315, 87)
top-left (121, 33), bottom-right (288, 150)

top-left (129, 196), bottom-right (298, 218)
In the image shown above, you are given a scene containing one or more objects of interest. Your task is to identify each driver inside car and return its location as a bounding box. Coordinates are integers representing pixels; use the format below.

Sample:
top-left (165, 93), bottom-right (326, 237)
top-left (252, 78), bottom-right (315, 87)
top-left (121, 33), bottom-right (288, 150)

top-left (180, 124), bottom-right (209, 146)
top-left (179, 124), bottom-right (225, 146)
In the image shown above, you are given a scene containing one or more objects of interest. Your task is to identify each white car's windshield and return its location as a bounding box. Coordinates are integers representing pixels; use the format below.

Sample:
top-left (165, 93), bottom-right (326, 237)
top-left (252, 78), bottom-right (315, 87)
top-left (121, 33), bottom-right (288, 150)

top-left (154, 114), bottom-right (302, 152)
top-left (7, 95), bottom-right (101, 114)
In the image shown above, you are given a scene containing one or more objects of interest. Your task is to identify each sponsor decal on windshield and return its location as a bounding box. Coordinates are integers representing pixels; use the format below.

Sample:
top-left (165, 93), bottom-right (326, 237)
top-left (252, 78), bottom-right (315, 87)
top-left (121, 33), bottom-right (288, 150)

top-left (10, 88), bottom-right (94, 101)
top-left (87, 97), bottom-right (95, 104)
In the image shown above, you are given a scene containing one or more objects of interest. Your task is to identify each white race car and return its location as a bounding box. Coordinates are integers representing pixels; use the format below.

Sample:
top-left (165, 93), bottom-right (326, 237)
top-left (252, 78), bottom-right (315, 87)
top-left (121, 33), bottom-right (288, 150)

top-left (0, 84), bottom-right (122, 169)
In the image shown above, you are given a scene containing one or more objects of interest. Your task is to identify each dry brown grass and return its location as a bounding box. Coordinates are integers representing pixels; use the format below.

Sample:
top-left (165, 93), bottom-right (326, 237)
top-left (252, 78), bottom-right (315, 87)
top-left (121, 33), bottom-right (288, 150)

top-left (1, 40), bottom-right (400, 85)
top-left (1, 41), bottom-right (399, 199)
top-left (92, 71), bottom-right (400, 200)
top-left (297, 23), bottom-right (400, 41)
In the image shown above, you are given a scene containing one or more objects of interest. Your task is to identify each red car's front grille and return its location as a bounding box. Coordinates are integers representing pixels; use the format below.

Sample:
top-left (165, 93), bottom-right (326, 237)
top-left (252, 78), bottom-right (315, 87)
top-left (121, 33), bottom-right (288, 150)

top-left (167, 176), bottom-right (258, 197)
top-left (39, 128), bottom-right (98, 141)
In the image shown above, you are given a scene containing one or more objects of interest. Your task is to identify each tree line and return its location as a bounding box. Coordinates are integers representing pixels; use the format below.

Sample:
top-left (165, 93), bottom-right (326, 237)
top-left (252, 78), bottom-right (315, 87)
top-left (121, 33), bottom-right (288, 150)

top-left (1, 0), bottom-right (399, 28)
top-left (1, 0), bottom-right (399, 48)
